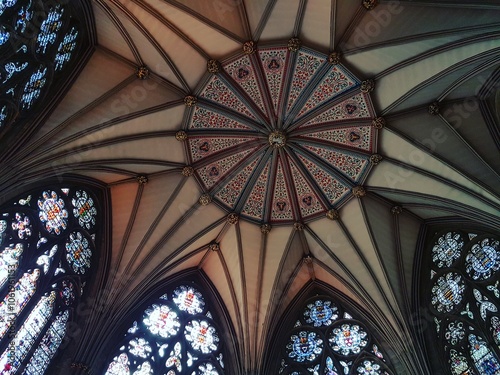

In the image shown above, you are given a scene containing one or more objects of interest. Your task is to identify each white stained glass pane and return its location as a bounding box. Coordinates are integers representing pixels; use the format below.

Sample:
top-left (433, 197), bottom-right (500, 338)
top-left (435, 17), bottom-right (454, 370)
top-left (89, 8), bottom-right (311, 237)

top-left (0, 0), bottom-right (17, 16)
top-left (23, 310), bottom-right (69, 375)
top-left (0, 243), bottom-right (23, 289)
top-left (21, 67), bottom-right (48, 110)
top-left (0, 292), bottom-right (56, 374)
top-left (172, 285), bottom-right (205, 314)
top-left (55, 27), bottom-right (78, 71)
top-left (0, 269), bottom-right (40, 339)
top-left (105, 353), bottom-right (131, 375)
top-left (184, 320), bottom-right (219, 354)
top-left (36, 5), bottom-right (64, 53)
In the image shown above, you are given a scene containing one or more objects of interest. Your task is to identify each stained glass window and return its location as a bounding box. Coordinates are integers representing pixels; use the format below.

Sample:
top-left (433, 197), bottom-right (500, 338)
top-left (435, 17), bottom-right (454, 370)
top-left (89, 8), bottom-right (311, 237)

top-left (0, 0), bottom-right (84, 133)
top-left (278, 296), bottom-right (394, 375)
top-left (104, 284), bottom-right (226, 375)
top-left (0, 185), bottom-right (101, 374)
top-left (424, 229), bottom-right (500, 374)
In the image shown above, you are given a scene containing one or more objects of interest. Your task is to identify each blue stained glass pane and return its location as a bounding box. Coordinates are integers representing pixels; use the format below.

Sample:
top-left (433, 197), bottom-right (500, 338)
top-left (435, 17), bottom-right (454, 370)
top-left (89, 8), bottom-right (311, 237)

top-left (430, 272), bottom-right (465, 313)
top-left (21, 67), bottom-right (47, 110)
top-left (0, 292), bottom-right (55, 374)
top-left (0, 0), bottom-right (17, 16)
top-left (55, 27), bottom-right (78, 71)
top-left (23, 310), bottom-right (69, 375)
top-left (432, 232), bottom-right (464, 268)
top-left (15, 1), bottom-right (33, 33)
top-left (3, 61), bottom-right (29, 84)
top-left (469, 334), bottom-right (500, 374)
top-left (329, 323), bottom-right (368, 356)
top-left (36, 5), bottom-right (64, 54)
top-left (0, 28), bottom-right (9, 45)
top-left (465, 238), bottom-right (500, 281)
top-left (303, 299), bottom-right (338, 327)
top-left (286, 330), bottom-right (324, 362)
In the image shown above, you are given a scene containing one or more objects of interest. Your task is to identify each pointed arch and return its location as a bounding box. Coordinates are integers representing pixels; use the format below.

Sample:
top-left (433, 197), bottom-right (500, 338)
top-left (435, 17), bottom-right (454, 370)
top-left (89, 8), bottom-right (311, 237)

top-left (100, 269), bottom-right (240, 375)
top-left (263, 280), bottom-right (397, 375)
top-left (0, 178), bottom-right (109, 374)
top-left (415, 218), bottom-right (500, 374)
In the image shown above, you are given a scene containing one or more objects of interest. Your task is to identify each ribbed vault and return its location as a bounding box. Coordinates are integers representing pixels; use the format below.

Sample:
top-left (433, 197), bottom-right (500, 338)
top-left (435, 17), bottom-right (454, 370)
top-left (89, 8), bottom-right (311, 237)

top-left (0, 1), bottom-right (499, 374)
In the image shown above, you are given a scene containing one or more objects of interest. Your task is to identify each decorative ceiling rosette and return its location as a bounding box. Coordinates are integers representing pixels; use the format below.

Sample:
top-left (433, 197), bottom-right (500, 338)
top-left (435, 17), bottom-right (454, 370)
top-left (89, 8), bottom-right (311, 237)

top-left (181, 43), bottom-right (379, 225)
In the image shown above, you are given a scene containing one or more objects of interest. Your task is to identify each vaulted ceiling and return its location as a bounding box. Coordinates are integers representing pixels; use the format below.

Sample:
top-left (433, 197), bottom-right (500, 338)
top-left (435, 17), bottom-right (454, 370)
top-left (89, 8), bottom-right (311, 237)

top-left (1, 1), bottom-right (499, 374)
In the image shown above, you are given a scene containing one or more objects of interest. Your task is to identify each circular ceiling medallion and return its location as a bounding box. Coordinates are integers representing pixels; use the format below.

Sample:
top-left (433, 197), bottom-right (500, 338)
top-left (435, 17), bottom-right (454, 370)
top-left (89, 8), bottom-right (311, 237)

top-left (181, 43), bottom-right (379, 225)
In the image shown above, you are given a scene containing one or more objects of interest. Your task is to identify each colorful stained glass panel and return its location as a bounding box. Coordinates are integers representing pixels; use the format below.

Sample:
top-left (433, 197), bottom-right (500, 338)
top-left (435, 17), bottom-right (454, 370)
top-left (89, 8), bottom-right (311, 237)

top-left (329, 324), bottom-right (368, 356)
top-left (286, 330), bottom-right (324, 362)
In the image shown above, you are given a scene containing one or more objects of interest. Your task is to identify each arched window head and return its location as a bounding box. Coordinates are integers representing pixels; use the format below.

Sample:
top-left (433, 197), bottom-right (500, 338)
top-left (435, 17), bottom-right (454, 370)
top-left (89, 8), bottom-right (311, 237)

top-left (0, 184), bottom-right (102, 374)
top-left (274, 294), bottom-right (395, 375)
top-left (0, 0), bottom-right (94, 137)
top-left (422, 228), bottom-right (500, 374)
top-left (103, 280), bottom-right (233, 375)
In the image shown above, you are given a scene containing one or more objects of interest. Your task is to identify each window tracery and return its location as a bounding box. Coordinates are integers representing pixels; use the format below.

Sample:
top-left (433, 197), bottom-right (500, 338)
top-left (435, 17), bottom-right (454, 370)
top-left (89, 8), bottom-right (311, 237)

top-left (425, 229), bottom-right (500, 374)
top-left (104, 284), bottom-right (227, 375)
top-left (0, 185), bottom-right (100, 374)
top-left (0, 0), bottom-right (84, 131)
top-left (278, 296), bottom-right (394, 375)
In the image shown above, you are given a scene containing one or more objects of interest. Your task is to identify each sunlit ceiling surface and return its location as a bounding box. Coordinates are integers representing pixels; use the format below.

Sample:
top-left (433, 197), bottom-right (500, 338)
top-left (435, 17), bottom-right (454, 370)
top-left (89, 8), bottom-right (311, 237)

top-left (1, 0), bottom-right (499, 373)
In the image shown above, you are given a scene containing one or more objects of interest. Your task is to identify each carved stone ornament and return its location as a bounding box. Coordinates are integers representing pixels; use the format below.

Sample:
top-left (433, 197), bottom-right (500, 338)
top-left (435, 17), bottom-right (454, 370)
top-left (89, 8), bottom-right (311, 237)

top-left (227, 213), bottom-right (239, 225)
top-left (428, 101), bottom-right (440, 115)
top-left (199, 194), bottom-right (212, 206)
top-left (391, 206), bottom-right (403, 215)
top-left (136, 65), bottom-right (150, 80)
top-left (175, 130), bottom-right (188, 141)
top-left (261, 223), bottom-right (272, 234)
top-left (326, 209), bottom-right (340, 220)
top-left (207, 59), bottom-right (220, 74)
top-left (182, 166), bottom-right (194, 177)
top-left (243, 40), bottom-right (256, 54)
top-left (370, 154), bottom-right (383, 165)
top-left (328, 51), bottom-right (341, 65)
top-left (372, 117), bottom-right (385, 129)
top-left (136, 175), bottom-right (148, 185)
top-left (362, 0), bottom-right (379, 10)
top-left (268, 131), bottom-right (287, 148)
top-left (303, 255), bottom-right (313, 265)
top-left (287, 37), bottom-right (301, 52)
top-left (184, 95), bottom-right (197, 107)
top-left (352, 186), bottom-right (366, 198)
top-left (294, 222), bottom-right (304, 231)
top-left (208, 242), bottom-right (220, 252)
top-left (361, 79), bottom-right (375, 93)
